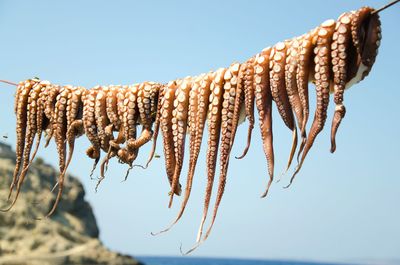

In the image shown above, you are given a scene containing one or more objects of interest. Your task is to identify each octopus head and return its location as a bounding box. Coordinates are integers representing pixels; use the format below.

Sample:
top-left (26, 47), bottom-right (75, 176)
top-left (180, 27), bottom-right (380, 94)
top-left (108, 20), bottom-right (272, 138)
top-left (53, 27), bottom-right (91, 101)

top-left (346, 7), bottom-right (382, 89)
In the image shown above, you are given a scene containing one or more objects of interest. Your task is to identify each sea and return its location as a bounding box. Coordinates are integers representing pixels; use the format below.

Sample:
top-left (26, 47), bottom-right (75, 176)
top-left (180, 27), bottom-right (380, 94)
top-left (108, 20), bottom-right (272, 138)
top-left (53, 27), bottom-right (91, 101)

top-left (136, 256), bottom-right (353, 265)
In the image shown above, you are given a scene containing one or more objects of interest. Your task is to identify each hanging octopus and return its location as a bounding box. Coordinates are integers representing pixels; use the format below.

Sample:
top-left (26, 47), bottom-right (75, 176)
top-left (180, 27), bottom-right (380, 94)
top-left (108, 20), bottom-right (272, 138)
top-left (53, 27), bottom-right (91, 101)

top-left (1, 1), bottom-right (394, 253)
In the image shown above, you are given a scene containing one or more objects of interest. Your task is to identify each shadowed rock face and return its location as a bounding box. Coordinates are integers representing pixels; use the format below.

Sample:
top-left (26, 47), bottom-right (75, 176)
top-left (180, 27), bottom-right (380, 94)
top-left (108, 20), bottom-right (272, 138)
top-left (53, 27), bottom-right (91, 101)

top-left (0, 141), bottom-right (143, 265)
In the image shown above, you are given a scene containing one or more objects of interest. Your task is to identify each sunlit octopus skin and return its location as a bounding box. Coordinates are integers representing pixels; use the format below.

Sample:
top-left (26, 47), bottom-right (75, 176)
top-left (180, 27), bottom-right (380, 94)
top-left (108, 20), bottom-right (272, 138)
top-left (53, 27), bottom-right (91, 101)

top-left (351, 7), bottom-right (381, 78)
top-left (160, 81), bottom-right (181, 195)
top-left (254, 49), bottom-right (275, 197)
top-left (133, 82), bottom-right (155, 148)
top-left (44, 83), bottom-right (62, 147)
top-left (13, 81), bottom-right (22, 114)
top-left (29, 81), bottom-right (51, 171)
top-left (47, 85), bottom-right (71, 216)
top-left (154, 73), bottom-right (214, 235)
top-left (285, 38), bottom-right (305, 140)
top-left (230, 64), bottom-right (246, 154)
top-left (95, 87), bottom-right (117, 186)
top-left (95, 86), bottom-right (111, 153)
top-left (115, 84), bottom-right (138, 178)
top-left (94, 86), bottom-right (113, 186)
top-left (82, 87), bottom-right (102, 177)
top-left (183, 74), bottom-right (202, 201)
top-left (169, 77), bottom-right (192, 207)
top-left (105, 85), bottom-right (121, 131)
top-left (236, 58), bottom-right (255, 159)
top-left (7, 80), bottom-right (37, 201)
top-left (283, 36), bottom-right (307, 166)
top-left (269, 42), bottom-right (298, 174)
top-left (144, 84), bottom-right (165, 169)
top-left (196, 68), bottom-right (226, 243)
top-left (98, 85), bottom-right (122, 174)
top-left (173, 75), bottom-right (207, 221)
top-left (108, 85), bottom-right (126, 159)
top-left (330, 13), bottom-right (353, 153)
top-left (17, 82), bottom-right (42, 182)
top-left (9, 80), bottom-right (24, 187)
top-left (63, 85), bottom-right (85, 176)
top-left (330, 8), bottom-right (381, 153)
top-left (290, 19), bottom-right (336, 186)
top-left (4, 81), bottom-right (41, 210)
top-left (118, 82), bottom-right (160, 175)
top-left (1, 4), bottom-right (387, 251)
top-left (282, 37), bottom-right (310, 177)
top-left (154, 74), bottom-right (202, 233)
top-left (125, 82), bottom-right (159, 155)
top-left (17, 81), bottom-right (53, 193)
top-left (118, 84), bottom-right (139, 175)
top-left (198, 63), bottom-right (241, 248)
top-left (64, 119), bottom-right (84, 178)
top-left (296, 31), bottom-right (315, 158)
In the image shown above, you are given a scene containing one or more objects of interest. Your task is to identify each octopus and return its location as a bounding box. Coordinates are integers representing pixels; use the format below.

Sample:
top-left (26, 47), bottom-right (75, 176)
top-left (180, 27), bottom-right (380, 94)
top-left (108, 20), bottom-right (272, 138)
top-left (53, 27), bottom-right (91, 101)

top-left (0, 2), bottom-right (392, 253)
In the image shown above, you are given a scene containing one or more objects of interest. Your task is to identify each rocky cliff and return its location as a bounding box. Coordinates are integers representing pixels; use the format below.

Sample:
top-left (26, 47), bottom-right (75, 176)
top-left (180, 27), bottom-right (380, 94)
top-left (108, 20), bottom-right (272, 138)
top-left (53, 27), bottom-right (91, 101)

top-left (0, 142), bottom-right (143, 265)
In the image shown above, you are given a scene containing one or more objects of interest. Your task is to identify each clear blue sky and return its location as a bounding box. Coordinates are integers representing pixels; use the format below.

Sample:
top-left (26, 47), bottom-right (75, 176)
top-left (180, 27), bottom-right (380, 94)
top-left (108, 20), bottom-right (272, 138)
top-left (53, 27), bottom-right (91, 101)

top-left (0, 0), bottom-right (399, 263)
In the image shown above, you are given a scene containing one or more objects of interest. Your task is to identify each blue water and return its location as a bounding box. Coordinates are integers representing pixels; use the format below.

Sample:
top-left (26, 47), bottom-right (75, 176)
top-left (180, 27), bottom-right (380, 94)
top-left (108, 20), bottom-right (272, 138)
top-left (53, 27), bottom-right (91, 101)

top-left (136, 256), bottom-right (351, 265)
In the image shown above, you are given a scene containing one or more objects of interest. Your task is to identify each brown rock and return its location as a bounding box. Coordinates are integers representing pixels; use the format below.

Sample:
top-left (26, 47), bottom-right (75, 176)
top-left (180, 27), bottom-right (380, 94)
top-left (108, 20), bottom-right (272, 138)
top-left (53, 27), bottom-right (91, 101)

top-left (0, 142), bottom-right (143, 265)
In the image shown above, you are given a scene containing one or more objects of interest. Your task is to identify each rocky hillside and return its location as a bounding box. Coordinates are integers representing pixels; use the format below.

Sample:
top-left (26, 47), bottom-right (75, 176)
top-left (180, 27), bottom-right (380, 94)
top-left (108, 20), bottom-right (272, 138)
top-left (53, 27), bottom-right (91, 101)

top-left (0, 142), bottom-right (143, 265)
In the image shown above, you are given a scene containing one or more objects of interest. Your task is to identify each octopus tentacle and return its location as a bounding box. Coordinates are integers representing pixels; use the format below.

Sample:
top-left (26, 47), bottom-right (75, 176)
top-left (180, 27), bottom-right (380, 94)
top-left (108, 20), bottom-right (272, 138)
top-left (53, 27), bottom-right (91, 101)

top-left (144, 84), bottom-right (164, 168)
top-left (31, 81), bottom-right (52, 159)
top-left (254, 49), bottom-right (275, 197)
top-left (24, 81), bottom-right (49, 180)
top-left (105, 85), bottom-right (121, 131)
top-left (351, 7), bottom-right (373, 60)
top-left (117, 84), bottom-right (139, 178)
top-left (289, 19), bottom-right (336, 187)
top-left (7, 80), bottom-right (36, 201)
top-left (330, 7), bottom-right (381, 152)
top-left (94, 86), bottom-right (113, 185)
top-left (236, 58), bottom-right (255, 159)
top-left (285, 39), bottom-right (304, 137)
top-left (106, 85), bottom-right (125, 164)
top-left (63, 86), bottom-right (84, 175)
top-left (126, 82), bottom-right (159, 151)
top-left (32, 83), bottom-right (46, 132)
top-left (354, 8), bottom-right (381, 80)
top-left (13, 81), bottom-right (23, 114)
top-left (46, 85), bottom-right (71, 217)
top-left (196, 67), bottom-right (226, 242)
top-left (280, 38), bottom-right (305, 175)
top-left (269, 42), bottom-right (298, 173)
top-left (104, 85), bottom-right (120, 150)
top-left (96, 86), bottom-right (111, 152)
top-left (160, 81), bottom-right (180, 195)
top-left (169, 77), bottom-right (192, 207)
top-left (18, 82), bottom-right (42, 174)
top-left (97, 86), bottom-right (119, 176)
top-left (44, 84), bottom-right (61, 147)
top-left (4, 81), bottom-right (41, 210)
top-left (134, 82), bottom-right (160, 167)
top-left (82, 87), bottom-right (101, 177)
top-left (179, 74), bottom-right (212, 215)
top-left (330, 13), bottom-right (352, 153)
top-left (51, 85), bottom-right (84, 201)
top-left (64, 120), bottom-right (84, 173)
top-left (296, 31), bottom-right (315, 159)
top-left (229, 64), bottom-right (246, 150)
top-left (199, 63), bottom-right (240, 246)
top-left (121, 84), bottom-right (139, 163)
top-left (153, 74), bottom-right (209, 235)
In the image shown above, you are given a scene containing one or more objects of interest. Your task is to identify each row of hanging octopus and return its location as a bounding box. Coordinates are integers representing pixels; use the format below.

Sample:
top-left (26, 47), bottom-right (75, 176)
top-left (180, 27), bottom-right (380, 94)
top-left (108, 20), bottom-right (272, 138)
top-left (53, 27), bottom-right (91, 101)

top-left (0, 3), bottom-right (392, 253)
